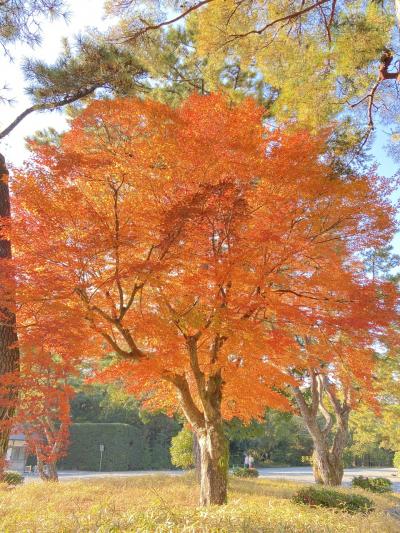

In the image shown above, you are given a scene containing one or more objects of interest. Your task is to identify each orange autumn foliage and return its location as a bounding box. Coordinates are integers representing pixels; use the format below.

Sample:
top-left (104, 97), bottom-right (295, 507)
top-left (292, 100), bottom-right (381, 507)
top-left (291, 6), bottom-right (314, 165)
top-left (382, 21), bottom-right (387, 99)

top-left (14, 349), bottom-right (74, 480)
top-left (9, 94), bottom-right (397, 428)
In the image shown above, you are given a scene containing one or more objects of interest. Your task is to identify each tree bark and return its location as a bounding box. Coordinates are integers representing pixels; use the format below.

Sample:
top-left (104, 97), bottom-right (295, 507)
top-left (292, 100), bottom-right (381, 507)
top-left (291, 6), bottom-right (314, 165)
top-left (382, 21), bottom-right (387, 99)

top-left (193, 431), bottom-right (201, 482)
top-left (197, 421), bottom-right (228, 506)
top-left (37, 458), bottom-right (59, 482)
top-left (0, 154), bottom-right (19, 466)
top-left (292, 377), bottom-right (349, 487)
top-left (165, 340), bottom-right (229, 505)
top-left (312, 432), bottom-right (346, 486)
top-left (312, 450), bottom-right (323, 484)
top-left (46, 462), bottom-right (59, 481)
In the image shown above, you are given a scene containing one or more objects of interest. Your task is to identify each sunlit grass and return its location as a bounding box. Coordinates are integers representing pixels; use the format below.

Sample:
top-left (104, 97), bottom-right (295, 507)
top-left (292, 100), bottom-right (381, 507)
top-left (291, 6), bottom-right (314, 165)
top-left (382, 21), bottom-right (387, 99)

top-left (0, 474), bottom-right (399, 532)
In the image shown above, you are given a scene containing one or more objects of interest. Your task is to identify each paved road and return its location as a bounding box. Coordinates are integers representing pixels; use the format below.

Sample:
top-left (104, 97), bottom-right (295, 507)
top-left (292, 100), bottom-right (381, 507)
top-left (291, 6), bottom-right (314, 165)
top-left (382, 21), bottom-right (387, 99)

top-left (25, 466), bottom-right (400, 491)
top-left (257, 466), bottom-right (400, 492)
top-left (25, 469), bottom-right (184, 482)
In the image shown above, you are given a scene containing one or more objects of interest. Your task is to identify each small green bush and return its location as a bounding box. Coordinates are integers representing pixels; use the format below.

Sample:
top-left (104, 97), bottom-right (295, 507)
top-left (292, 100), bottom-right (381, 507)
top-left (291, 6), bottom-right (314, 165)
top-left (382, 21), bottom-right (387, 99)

top-left (393, 451), bottom-right (400, 474)
top-left (232, 466), bottom-right (259, 478)
top-left (351, 476), bottom-right (392, 493)
top-left (293, 486), bottom-right (374, 514)
top-left (170, 428), bottom-right (194, 469)
top-left (1, 471), bottom-right (23, 485)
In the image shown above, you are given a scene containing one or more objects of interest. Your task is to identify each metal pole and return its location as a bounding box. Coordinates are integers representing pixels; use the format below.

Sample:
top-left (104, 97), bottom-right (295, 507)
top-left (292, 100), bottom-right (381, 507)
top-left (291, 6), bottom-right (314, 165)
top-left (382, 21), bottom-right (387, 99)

top-left (99, 444), bottom-right (104, 472)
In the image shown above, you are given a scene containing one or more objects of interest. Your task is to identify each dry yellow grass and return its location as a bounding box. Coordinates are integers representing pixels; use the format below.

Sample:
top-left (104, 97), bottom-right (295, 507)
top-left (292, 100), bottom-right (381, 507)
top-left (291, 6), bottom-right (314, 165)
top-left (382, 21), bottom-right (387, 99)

top-left (0, 474), bottom-right (399, 532)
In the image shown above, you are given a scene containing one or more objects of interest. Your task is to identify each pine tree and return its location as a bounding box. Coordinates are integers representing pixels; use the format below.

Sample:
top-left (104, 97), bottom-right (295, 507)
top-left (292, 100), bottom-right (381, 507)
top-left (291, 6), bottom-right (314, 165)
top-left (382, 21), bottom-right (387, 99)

top-left (110, 1), bottom-right (399, 142)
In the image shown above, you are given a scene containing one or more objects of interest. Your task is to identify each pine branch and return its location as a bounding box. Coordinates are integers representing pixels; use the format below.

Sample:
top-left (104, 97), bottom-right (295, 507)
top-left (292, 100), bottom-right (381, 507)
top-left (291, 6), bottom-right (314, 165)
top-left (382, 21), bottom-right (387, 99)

top-left (0, 85), bottom-right (98, 140)
top-left (119, 0), bottom-right (213, 43)
top-left (225, 0), bottom-right (331, 43)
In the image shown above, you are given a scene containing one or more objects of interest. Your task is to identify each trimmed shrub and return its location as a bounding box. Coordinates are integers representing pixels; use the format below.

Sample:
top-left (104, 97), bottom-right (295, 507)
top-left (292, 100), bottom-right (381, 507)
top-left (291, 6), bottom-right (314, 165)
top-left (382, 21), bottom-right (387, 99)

top-left (351, 476), bottom-right (392, 493)
top-left (232, 466), bottom-right (259, 478)
top-left (59, 421), bottom-right (180, 471)
top-left (293, 486), bottom-right (374, 514)
top-left (170, 428), bottom-right (194, 469)
top-left (393, 451), bottom-right (400, 474)
top-left (1, 471), bottom-right (23, 485)
top-left (59, 423), bottom-right (148, 471)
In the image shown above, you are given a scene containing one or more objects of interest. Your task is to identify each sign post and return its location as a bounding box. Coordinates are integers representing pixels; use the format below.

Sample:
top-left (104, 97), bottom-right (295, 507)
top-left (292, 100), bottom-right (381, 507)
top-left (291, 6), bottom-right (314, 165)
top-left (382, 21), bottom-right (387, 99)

top-left (99, 444), bottom-right (104, 472)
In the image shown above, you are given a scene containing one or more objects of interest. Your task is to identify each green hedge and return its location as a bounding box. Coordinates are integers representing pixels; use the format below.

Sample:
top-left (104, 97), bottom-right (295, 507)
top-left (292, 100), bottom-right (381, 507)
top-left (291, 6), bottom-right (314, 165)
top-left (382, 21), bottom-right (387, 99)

top-left (293, 486), bottom-right (374, 514)
top-left (1, 471), bottom-right (24, 485)
top-left (232, 467), bottom-right (259, 478)
top-left (59, 422), bottom-right (178, 471)
top-left (351, 476), bottom-right (392, 493)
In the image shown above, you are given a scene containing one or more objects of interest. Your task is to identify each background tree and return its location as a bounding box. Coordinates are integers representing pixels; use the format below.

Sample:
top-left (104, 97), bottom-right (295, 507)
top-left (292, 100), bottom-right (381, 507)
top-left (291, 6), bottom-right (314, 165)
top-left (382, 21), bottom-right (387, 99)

top-left (109, 0), bottom-right (399, 139)
top-left (349, 345), bottom-right (400, 459)
top-left (0, 2), bottom-right (148, 462)
top-left (348, 404), bottom-right (393, 466)
top-left (227, 411), bottom-right (313, 466)
top-left (0, 0), bottom-right (68, 465)
top-left (11, 94), bottom-right (397, 504)
top-left (287, 277), bottom-right (398, 486)
top-left (16, 349), bottom-right (74, 482)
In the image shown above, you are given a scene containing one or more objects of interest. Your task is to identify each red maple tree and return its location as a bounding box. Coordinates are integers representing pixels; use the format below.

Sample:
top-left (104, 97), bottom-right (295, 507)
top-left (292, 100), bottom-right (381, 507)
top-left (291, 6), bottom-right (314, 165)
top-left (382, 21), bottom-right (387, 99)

top-left (16, 349), bottom-right (73, 481)
top-left (10, 94), bottom-right (397, 503)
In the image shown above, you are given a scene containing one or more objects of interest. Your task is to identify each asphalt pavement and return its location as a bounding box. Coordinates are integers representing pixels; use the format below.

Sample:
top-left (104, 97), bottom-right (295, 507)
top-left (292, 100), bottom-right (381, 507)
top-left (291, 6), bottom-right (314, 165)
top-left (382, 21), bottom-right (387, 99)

top-left (24, 466), bottom-right (400, 491)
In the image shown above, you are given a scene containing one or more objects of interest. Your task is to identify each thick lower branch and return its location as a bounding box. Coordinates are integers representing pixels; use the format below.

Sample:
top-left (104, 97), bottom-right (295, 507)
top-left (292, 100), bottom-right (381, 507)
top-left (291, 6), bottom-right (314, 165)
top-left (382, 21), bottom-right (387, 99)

top-left (163, 371), bottom-right (205, 430)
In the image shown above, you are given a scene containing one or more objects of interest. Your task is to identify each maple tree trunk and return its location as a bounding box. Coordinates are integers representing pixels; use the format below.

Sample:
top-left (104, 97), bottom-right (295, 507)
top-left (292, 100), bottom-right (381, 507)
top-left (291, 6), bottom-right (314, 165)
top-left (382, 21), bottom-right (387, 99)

top-left (312, 450), bottom-right (323, 484)
top-left (46, 462), bottom-right (59, 481)
top-left (172, 340), bottom-right (229, 506)
top-left (37, 458), bottom-right (47, 480)
top-left (193, 432), bottom-right (201, 482)
top-left (197, 420), bottom-right (228, 506)
top-left (310, 423), bottom-right (348, 486)
top-left (292, 382), bottom-right (349, 487)
top-left (0, 154), bottom-right (19, 466)
top-left (37, 457), bottom-right (59, 482)
top-left (312, 444), bottom-right (344, 486)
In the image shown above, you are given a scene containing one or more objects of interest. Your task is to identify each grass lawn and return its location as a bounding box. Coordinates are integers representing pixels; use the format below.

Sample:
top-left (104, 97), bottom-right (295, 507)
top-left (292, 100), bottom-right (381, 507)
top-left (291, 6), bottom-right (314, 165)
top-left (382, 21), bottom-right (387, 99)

top-left (0, 474), bottom-right (399, 532)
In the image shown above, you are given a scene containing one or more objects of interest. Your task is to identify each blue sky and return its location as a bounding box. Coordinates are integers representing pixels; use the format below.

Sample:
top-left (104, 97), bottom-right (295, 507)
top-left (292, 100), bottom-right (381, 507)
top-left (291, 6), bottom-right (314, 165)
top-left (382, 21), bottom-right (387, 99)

top-left (372, 131), bottom-right (400, 252)
top-left (1, 0), bottom-right (398, 249)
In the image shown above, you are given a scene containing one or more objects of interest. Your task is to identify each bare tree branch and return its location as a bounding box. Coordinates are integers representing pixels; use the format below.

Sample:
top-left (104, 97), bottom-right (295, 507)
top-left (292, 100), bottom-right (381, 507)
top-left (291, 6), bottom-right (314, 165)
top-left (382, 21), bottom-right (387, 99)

top-left (350, 49), bottom-right (400, 145)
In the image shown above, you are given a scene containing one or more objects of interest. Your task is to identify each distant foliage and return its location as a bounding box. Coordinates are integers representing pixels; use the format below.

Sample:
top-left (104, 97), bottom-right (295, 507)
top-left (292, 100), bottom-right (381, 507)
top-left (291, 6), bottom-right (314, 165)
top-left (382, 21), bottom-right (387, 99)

top-left (170, 428), bottom-right (194, 469)
top-left (228, 411), bottom-right (313, 467)
top-left (351, 476), bottom-right (392, 493)
top-left (232, 467), bottom-right (259, 478)
top-left (1, 471), bottom-right (23, 485)
top-left (293, 486), bottom-right (374, 514)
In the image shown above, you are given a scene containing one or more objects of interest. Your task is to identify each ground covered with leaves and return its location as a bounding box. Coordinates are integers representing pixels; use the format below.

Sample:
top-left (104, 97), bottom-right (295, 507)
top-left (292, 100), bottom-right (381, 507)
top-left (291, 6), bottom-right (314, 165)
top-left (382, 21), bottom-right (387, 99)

top-left (0, 474), bottom-right (399, 532)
